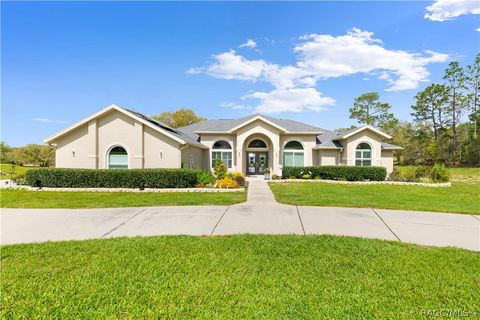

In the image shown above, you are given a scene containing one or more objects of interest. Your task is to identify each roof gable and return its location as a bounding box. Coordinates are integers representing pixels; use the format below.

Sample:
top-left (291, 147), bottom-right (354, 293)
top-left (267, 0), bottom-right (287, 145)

top-left (334, 125), bottom-right (392, 140)
top-left (44, 104), bottom-right (207, 149)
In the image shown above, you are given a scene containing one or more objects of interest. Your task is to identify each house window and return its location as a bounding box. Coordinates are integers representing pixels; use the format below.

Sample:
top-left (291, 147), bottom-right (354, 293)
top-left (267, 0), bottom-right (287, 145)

top-left (248, 139), bottom-right (267, 148)
top-left (283, 140), bottom-right (304, 167)
top-left (108, 146), bottom-right (128, 169)
top-left (211, 140), bottom-right (232, 168)
top-left (355, 143), bottom-right (372, 166)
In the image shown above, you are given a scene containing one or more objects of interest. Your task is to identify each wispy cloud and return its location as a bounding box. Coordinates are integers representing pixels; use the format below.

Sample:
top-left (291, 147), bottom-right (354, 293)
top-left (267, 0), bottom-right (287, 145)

top-left (239, 39), bottom-right (257, 49)
top-left (33, 118), bottom-right (68, 124)
top-left (220, 102), bottom-right (252, 110)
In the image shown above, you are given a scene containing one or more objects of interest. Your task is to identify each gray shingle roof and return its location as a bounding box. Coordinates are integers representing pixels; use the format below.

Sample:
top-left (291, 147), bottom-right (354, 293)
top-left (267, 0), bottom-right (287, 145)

top-left (381, 142), bottom-right (403, 150)
top-left (177, 114), bottom-right (324, 140)
top-left (122, 109), bottom-right (401, 151)
top-left (121, 108), bottom-right (207, 148)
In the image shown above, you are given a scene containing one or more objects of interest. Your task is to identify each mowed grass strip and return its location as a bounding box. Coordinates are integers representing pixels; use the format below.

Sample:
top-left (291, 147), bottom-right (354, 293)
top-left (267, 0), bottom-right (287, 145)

top-left (0, 189), bottom-right (246, 208)
top-left (2, 235), bottom-right (479, 319)
top-left (269, 182), bottom-right (480, 214)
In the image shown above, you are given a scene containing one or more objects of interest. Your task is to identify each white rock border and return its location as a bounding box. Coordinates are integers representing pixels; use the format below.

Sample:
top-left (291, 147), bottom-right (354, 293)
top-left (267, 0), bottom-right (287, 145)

top-left (13, 186), bottom-right (246, 193)
top-left (269, 179), bottom-right (451, 187)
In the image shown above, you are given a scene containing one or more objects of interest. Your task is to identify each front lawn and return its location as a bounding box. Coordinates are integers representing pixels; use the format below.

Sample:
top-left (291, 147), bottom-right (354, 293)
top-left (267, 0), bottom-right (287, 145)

top-left (0, 189), bottom-right (246, 208)
top-left (2, 235), bottom-right (479, 319)
top-left (0, 164), bottom-right (31, 180)
top-left (269, 182), bottom-right (480, 214)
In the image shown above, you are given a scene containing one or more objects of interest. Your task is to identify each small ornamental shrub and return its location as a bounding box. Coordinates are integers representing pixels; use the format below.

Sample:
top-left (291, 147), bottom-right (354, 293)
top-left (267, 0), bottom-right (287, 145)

top-left (213, 159), bottom-right (227, 180)
top-left (231, 172), bottom-right (246, 186)
top-left (25, 168), bottom-right (199, 188)
top-left (302, 174), bottom-right (311, 179)
top-left (430, 164), bottom-right (450, 182)
top-left (282, 166), bottom-right (387, 181)
top-left (271, 174), bottom-right (281, 180)
top-left (196, 171), bottom-right (215, 187)
top-left (215, 177), bottom-right (238, 189)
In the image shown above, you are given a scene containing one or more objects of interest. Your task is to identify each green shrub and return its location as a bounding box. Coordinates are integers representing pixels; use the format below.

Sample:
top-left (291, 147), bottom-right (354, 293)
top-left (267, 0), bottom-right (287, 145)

top-left (196, 171), bottom-right (214, 187)
top-left (213, 159), bottom-right (227, 179)
top-left (402, 167), bottom-right (420, 182)
top-left (25, 168), bottom-right (199, 188)
top-left (387, 168), bottom-right (405, 182)
top-left (282, 166), bottom-right (387, 181)
top-left (430, 164), bottom-right (450, 182)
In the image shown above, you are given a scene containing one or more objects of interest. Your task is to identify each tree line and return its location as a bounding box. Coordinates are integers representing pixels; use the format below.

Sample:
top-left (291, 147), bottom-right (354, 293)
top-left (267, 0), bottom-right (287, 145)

top-left (349, 54), bottom-right (479, 166)
top-left (0, 142), bottom-right (55, 167)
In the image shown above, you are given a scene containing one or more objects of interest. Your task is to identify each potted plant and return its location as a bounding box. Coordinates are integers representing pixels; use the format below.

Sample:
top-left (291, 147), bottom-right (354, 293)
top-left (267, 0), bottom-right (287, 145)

top-left (264, 168), bottom-right (271, 180)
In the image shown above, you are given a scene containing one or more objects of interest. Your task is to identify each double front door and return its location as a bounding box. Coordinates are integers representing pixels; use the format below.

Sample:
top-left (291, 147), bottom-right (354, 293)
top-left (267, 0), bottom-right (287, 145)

top-left (247, 152), bottom-right (268, 175)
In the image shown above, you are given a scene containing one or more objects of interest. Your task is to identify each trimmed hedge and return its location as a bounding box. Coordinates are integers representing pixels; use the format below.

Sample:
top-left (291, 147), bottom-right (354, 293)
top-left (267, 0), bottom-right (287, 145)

top-left (282, 166), bottom-right (387, 181)
top-left (25, 168), bottom-right (200, 188)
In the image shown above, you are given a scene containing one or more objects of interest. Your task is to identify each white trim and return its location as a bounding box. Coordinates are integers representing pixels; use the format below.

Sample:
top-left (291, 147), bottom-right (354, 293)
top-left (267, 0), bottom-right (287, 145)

top-left (44, 104), bottom-right (187, 145)
top-left (210, 139), bottom-right (233, 170)
top-left (229, 115), bottom-right (287, 133)
top-left (245, 137), bottom-right (269, 151)
top-left (105, 144), bottom-right (130, 169)
top-left (336, 125), bottom-right (391, 140)
top-left (282, 139), bottom-right (305, 167)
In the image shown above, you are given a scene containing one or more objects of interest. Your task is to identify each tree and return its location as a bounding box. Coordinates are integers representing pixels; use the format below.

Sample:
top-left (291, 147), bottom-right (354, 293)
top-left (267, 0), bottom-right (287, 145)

top-left (443, 61), bottom-right (467, 162)
top-left (349, 92), bottom-right (398, 131)
top-left (0, 141), bottom-right (12, 164)
top-left (411, 84), bottom-right (448, 140)
top-left (10, 144), bottom-right (55, 167)
top-left (152, 108), bottom-right (206, 128)
top-left (466, 54), bottom-right (480, 140)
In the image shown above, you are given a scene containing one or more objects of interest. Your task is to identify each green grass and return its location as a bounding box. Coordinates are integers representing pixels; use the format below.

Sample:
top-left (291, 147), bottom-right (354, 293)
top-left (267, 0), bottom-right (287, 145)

top-left (269, 181), bottom-right (480, 214)
top-left (395, 165), bottom-right (480, 183)
top-left (0, 164), bottom-right (31, 180)
top-left (0, 189), bottom-right (246, 208)
top-left (2, 235), bottom-right (479, 319)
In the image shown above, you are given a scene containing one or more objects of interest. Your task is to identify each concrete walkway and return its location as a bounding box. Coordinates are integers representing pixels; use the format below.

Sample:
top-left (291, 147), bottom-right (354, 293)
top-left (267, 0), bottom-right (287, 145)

top-left (1, 177), bottom-right (479, 251)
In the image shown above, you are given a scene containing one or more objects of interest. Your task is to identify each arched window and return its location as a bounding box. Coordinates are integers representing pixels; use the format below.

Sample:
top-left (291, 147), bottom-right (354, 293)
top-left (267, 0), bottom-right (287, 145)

top-left (108, 146), bottom-right (128, 169)
top-left (283, 141), bottom-right (304, 167)
top-left (355, 143), bottom-right (372, 166)
top-left (248, 139), bottom-right (267, 148)
top-left (212, 140), bottom-right (232, 169)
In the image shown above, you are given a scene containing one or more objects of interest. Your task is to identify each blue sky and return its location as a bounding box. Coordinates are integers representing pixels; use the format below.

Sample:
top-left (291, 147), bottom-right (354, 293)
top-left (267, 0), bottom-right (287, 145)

top-left (2, 1), bottom-right (479, 146)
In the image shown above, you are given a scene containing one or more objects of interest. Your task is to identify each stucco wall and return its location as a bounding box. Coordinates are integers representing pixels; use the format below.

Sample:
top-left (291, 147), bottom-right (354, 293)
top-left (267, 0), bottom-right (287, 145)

top-left (341, 131), bottom-right (383, 167)
top-left (318, 149), bottom-right (341, 165)
top-left (180, 145), bottom-right (206, 169)
top-left (55, 123), bottom-right (95, 168)
top-left (381, 150), bottom-right (394, 174)
top-left (54, 109), bottom-right (183, 169)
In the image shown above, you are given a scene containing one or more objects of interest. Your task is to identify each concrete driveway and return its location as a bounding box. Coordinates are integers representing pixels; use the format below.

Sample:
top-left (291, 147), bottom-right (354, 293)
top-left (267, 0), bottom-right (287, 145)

top-left (2, 178), bottom-right (479, 251)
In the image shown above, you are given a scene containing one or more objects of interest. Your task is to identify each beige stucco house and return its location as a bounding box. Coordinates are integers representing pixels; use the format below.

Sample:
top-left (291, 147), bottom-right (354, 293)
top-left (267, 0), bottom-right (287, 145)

top-left (45, 104), bottom-right (401, 175)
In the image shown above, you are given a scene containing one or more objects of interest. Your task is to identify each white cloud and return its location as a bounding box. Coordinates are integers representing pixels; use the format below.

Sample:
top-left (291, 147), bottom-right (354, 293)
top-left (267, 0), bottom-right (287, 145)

top-left (187, 50), bottom-right (268, 81)
top-left (220, 102), bottom-right (252, 110)
top-left (33, 118), bottom-right (68, 124)
top-left (476, 27), bottom-right (480, 32)
top-left (239, 39), bottom-right (257, 49)
top-left (244, 88), bottom-right (335, 114)
top-left (188, 28), bottom-right (448, 113)
top-left (294, 28), bottom-right (449, 91)
top-left (425, 0), bottom-right (480, 21)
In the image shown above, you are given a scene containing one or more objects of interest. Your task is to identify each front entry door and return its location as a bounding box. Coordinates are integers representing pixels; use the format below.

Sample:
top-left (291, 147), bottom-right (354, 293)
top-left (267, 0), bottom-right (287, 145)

top-left (247, 152), bottom-right (268, 175)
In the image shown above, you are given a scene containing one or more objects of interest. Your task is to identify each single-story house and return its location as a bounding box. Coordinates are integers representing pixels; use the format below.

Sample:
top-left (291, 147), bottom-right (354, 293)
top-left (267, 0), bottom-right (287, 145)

top-left (45, 104), bottom-right (401, 175)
